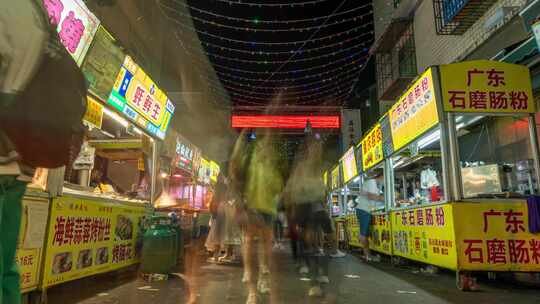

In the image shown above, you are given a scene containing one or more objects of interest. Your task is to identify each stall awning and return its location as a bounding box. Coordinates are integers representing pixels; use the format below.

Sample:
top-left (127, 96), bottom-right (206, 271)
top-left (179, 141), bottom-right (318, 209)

top-left (497, 37), bottom-right (538, 64)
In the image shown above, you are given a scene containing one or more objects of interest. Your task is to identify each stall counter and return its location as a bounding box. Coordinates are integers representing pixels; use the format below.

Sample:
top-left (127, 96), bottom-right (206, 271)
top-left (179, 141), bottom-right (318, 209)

top-left (39, 189), bottom-right (151, 289)
top-left (16, 191), bottom-right (50, 293)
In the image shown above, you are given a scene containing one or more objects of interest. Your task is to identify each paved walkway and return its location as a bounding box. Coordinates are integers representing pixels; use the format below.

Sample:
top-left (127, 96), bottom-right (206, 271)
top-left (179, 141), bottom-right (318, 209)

top-left (47, 246), bottom-right (540, 304)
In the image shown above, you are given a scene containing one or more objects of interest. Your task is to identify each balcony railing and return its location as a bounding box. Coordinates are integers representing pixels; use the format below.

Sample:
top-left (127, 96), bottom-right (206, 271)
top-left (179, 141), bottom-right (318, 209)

top-left (375, 21), bottom-right (417, 101)
top-left (434, 0), bottom-right (498, 34)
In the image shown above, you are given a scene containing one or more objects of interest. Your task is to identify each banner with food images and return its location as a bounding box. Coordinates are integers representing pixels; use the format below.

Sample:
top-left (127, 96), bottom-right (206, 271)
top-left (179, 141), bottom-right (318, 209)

top-left (41, 196), bottom-right (149, 288)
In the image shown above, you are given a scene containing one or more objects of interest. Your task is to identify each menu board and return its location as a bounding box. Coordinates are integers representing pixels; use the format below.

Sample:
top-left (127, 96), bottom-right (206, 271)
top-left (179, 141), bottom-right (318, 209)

top-left (341, 147), bottom-right (358, 184)
top-left (108, 56), bottom-right (175, 139)
top-left (389, 68), bottom-right (439, 151)
top-left (81, 26), bottom-right (125, 101)
top-left (43, 0), bottom-right (100, 65)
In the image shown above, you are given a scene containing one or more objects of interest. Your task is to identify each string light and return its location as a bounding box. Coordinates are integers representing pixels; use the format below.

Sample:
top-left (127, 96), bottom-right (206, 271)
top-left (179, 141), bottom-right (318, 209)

top-left (183, 39), bottom-right (372, 64)
top-left (203, 66), bottom-right (364, 91)
top-left (200, 32), bottom-right (373, 55)
top-left (159, 0), bottom-right (374, 106)
top-left (218, 76), bottom-right (359, 98)
top-left (160, 1), bottom-right (372, 32)
top-left (170, 16), bottom-right (370, 46)
top-left (180, 1), bottom-right (371, 24)
top-left (175, 35), bottom-right (368, 75)
top-left (205, 84), bottom-right (352, 105)
top-left (209, 59), bottom-right (370, 82)
top-left (213, 75), bottom-right (359, 98)
top-left (210, 0), bottom-right (329, 7)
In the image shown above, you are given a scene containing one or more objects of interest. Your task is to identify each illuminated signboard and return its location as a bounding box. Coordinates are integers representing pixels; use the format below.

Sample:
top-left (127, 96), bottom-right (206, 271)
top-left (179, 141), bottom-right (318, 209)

top-left (361, 123), bottom-right (383, 170)
top-left (331, 166), bottom-right (340, 190)
top-left (198, 158), bottom-right (211, 185)
top-left (43, 0), bottom-right (100, 66)
top-left (389, 68), bottom-right (439, 151)
top-left (108, 56), bottom-right (175, 139)
top-left (440, 60), bottom-right (535, 113)
top-left (341, 146), bottom-right (358, 184)
top-left (210, 161), bottom-right (220, 183)
top-left (175, 138), bottom-right (194, 172)
top-left (231, 115), bottom-right (340, 129)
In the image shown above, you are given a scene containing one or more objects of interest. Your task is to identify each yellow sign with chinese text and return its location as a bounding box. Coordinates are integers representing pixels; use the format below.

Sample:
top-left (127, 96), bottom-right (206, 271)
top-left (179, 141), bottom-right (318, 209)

top-left (361, 123), bottom-right (383, 170)
top-left (210, 161), bottom-right (220, 183)
top-left (440, 60), bottom-right (535, 113)
top-left (15, 196), bottom-right (49, 293)
top-left (370, 212), bottom-right (393, 255)
top-left (122, 56), bottom-right (168, 126)
top-left (331, 166), bottom-right (340, 190)
top-left (390, 204), bottom-right (458, 270)
top-left (341, 147), bottom-right (358, 184)
top-left (390, 68), bottom-right (439, 151)
top-left (347, 214), bottom-right (362, 248)
top-left (41, 196), bottom-right (149, 288)
top-left (453, 201), bottom-right (540, 272)
top-left (16, 248), bottom-right (41, 293)
top-left (83, 95), bottom-right (104, 129)
top-left (346, 212), bottom-right (392, 254)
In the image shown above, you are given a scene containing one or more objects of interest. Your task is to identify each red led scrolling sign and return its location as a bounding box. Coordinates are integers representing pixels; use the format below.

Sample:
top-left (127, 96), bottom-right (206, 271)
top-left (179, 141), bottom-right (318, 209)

top-left (231, 115), bottom-right (341, 129)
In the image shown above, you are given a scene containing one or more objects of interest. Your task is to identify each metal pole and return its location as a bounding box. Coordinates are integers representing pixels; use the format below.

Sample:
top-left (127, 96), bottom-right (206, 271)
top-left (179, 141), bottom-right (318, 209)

top-left (150, 139), bottom-right (158, 205)
top-left (447, 112), bottom-right (463, 200)
top-left (402, 174), bottom-right (407, 200)
top-left (439, 114), bottom-right (452, 201)
top-left (433, 66), bottom-right (454, 202)
top-left (384, 159), bottom-right (394, 210)
top-left (528, 114), bottom-right (540, 195)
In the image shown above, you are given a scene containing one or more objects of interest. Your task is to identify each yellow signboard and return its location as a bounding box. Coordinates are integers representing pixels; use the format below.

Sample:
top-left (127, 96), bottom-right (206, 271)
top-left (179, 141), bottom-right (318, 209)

top-left (323, 171), bottom-right (328, 187)
top-left (331, 166), bottom-right (340, 190)
top-left (389, 68), bottom-right (439, 151)
top-left (347, 214), bottom-right (362, 248)
top-left (41, 196), bottom-right (148, 288)
top-left (341, 147), bottom-right (358, 184)
top-left (391, 204), bottom-right (457, 270)
top-left (210, 161), bottom-right (220, 183)
top-left (83, 95), bottom-right (104, 129)
top-left (370, 212), bottom-right (392, 255)
top-left (361, 123), bottom-right (383, 170)
top-left (16, 248), bottom-right (41, 293)
top-left (346, 212), bottom-right (392, 255)
top-left (108, 56), bottom-right (175, 139)
top-left (453, 201), bottom-right (540, 272)
top-left (15, 196), bottom-right (49, 293)
top-left (440, 60), bottom-right (535, 113)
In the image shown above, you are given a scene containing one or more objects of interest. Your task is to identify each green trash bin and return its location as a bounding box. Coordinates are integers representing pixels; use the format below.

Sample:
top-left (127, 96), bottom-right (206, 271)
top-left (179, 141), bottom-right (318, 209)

top-left (140, 216), bottom-right (177, 274)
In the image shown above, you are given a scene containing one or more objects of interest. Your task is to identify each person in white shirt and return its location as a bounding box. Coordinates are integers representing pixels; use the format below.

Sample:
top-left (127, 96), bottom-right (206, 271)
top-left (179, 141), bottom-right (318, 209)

top-left (351, 174), bottom-right (384, 261)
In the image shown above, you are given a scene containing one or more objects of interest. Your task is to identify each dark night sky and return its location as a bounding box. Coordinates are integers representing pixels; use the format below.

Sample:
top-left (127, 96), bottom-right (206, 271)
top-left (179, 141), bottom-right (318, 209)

top-left (183, 0), bottom-right (375, 107)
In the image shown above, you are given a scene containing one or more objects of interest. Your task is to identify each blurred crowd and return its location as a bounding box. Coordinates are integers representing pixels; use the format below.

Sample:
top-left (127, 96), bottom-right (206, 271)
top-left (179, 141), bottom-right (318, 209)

top-left (198, 128), bottom-right (345, 304)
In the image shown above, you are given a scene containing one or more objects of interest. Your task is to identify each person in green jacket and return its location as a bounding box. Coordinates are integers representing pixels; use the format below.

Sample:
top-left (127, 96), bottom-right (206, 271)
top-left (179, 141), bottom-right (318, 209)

top-left (231, 130), bottom-right (283, 304)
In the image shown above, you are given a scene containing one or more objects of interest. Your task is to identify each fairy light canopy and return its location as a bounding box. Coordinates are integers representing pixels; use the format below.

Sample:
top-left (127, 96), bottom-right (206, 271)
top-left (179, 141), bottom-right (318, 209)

top-left (161, 0), bottom-right (374, 107)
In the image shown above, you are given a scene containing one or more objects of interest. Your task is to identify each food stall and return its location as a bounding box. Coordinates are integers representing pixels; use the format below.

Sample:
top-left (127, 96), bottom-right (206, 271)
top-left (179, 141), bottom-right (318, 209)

top-left (336, 60), bottom-right (540, 290)
top-left (13, 0), bottom-right (102, 297)
top-left (35, 22), bottom-right (175, 294)
top-left (163, 132), bottom-right (201, 210)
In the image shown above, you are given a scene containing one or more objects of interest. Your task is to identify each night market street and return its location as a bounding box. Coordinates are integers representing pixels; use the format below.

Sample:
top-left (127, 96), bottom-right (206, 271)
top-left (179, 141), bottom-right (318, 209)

top-left (47, 247), bottom-right (540, 304)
